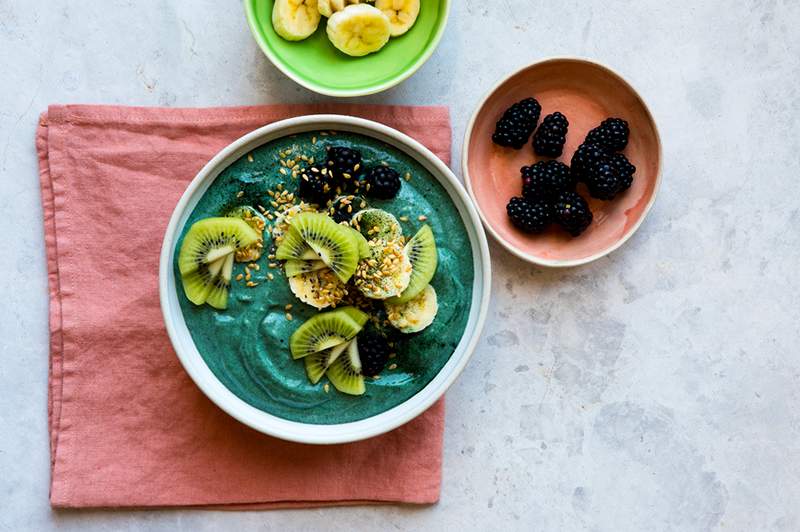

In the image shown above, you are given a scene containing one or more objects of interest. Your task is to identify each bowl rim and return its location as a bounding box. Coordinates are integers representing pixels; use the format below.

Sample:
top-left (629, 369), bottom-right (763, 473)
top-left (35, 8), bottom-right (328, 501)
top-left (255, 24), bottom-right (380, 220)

top-left (462, 56), bottom-right (664, 268)
top-left (159, 114), bottom-right (491, 444)
top-left (243, 0), bottom-right (452, 98)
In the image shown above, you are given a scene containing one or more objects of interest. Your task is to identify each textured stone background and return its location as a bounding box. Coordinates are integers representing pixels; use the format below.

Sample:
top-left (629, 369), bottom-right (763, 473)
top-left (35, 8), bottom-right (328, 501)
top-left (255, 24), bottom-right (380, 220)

top-left (1, 1), bottom-right (799, 530)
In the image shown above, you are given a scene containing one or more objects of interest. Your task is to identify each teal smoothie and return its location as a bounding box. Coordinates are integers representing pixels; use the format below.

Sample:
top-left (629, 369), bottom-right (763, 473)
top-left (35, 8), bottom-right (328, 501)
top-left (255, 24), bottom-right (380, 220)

top-left (174, 131), bottom-right (474, 424)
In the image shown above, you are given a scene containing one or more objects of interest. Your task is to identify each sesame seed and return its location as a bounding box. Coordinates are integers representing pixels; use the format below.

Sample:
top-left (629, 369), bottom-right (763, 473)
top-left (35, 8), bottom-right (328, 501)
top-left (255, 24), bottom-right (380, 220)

top-left (323, 383), bottom-right (330, 393)
top-left (418, 215), bottom-right (428, 221)
top-left (312, 136), bottom-right (317, 144)
top-left (399, 215), bottom-right (409, 222)
top-left (235, 273), bottom-right (243, 281)
top-left (267, 273), bottom-right (275, 280)
top-left (246, 281), bottom-right (258, 287)
top-left (388, 363), bottom-right (397, 370)
top-left (247, 153), bottom-right (254, 163)
top-left (285, 312), bottom-right (293, 321)
top-left (285, 303), bottom-right (293, 311)
top-left (236, 190), bottom-right (244, 198)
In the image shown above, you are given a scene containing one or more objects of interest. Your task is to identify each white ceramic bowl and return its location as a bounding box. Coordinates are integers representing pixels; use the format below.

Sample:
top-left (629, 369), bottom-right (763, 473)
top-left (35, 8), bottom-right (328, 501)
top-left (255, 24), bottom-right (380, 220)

top-left (159, 115), bottom-right (491, 444)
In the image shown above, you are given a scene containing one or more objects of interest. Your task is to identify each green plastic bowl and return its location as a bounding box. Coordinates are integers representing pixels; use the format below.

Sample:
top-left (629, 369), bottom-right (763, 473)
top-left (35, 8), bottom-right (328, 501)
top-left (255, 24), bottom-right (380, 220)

top-left (244, 0), bottom-right (451, 97)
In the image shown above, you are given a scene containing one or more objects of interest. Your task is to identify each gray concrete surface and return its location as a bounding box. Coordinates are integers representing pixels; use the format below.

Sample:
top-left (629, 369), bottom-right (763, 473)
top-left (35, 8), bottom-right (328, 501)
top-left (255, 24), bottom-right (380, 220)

top-left (1, 0), bottom-right (799, 530)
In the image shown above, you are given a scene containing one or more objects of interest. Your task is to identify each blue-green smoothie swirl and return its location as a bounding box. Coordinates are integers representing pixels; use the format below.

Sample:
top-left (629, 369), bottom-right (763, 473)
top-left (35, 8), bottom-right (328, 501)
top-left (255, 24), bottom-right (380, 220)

top-left (174, 131), bottom-right (473, 424)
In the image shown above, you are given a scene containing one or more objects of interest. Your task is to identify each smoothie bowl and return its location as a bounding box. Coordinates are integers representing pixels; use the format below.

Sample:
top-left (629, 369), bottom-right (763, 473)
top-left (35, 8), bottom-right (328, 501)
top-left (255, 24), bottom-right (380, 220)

top-left (159, 115), bottom-right (490, 444)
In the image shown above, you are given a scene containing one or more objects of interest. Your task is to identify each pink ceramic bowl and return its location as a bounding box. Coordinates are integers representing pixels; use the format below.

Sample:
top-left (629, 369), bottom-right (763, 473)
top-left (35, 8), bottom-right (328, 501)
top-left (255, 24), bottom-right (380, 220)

top-left (463, 57), bottom-right (662, 267)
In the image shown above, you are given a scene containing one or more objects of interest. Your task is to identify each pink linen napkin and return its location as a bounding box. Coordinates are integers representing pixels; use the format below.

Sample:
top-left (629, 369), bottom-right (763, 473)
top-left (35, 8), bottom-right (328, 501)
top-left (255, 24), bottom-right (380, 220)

top-left (36, 103), bottom-right (451, 509)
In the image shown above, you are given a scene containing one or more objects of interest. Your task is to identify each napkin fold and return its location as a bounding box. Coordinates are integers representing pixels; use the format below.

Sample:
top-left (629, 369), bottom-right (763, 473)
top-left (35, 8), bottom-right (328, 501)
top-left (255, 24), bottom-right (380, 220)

top-left (36, 103), bottom-right (451, 509)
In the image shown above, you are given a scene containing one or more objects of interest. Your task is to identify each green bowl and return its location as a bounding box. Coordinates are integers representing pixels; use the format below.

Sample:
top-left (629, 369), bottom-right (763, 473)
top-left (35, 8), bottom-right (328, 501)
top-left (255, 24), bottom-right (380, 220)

top-left (244, 0), bottom-right (451, 97)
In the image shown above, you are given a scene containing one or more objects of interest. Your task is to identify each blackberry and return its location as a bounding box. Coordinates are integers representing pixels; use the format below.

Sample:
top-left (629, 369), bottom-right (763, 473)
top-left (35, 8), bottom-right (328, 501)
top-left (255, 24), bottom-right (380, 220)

top-left (358, 329), bottom-right (391, 377)
top-left (325, 146), bottom-right (362, 192)
top-left (491, 97), bottom-right (542, 149)
top-left (553, 191), bottom-right (593, 236)
top-left (532, 112), bottom-right (569, 157)
top-left (297, 164), bottom-right (336, 205)
top-left (585, 117), bottom-right (629, 152)
top-left (584, 158), bottom-right (624, 200)
top-left (608, 152), bottom-right (636, 191)
top-left (521, 160), bottom-right (576, 201)
top-left (570, 142), bottom-right (609, 181)
top-left (327, 195), bottom-right (365, 223)
top-left (364, 166), bottom-right (401, 200)
top-left (506, 196), bottom-right (552, 234)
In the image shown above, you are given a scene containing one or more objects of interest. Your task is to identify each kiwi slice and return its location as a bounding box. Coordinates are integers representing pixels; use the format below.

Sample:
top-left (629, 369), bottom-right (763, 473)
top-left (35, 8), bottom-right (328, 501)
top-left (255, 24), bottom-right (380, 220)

top-left (289, 306), bottom-right (366, 359)
top-left (304, 340), bottom-right (350, 384)
top-left (351, 209), bottom-right (402, 241)
top-left (339, 306), bottom-right (368, 328)
top-left (346, 226), bottom-right (370, 259)
top-left (178, 217), bottom-right (260, 275)
top-left (326, 339), bottom-right (365, 395)
top-left (289, 212), bottom-right (360, 283)
top-left (275, 225), bottom-right (323, 261)
top-left (205, 253), bottom-right (234, 310)
top-left (285, 259), bottom-right (328, 278)
top-left (180, 264), bottom-right (215, 305)
top-left (387, 225), bottom-right (438, 304)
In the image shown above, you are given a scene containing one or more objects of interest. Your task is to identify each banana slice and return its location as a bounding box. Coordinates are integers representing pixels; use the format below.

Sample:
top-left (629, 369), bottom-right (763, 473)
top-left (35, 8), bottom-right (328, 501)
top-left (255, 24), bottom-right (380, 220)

top-left (326, 4), bottom-right (391, 57)
top-left (289, 268), bottom-right (349, 309)
top-left (374, 0), bottom-right (420, 36)
top-left (354, 239), bottom-right (412, 299)
top-left (273, 0), bottom-right (321, 41)
top-left (318, 0), bottom-right (361, 17)
top-left (385, 284), bottom-right (438, 333)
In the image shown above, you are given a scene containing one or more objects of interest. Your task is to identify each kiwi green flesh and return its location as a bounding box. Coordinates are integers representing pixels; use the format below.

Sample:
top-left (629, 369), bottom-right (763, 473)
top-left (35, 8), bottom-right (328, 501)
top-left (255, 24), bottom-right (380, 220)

top-left (351, 209), bottom-right (402, 241)
top-left (284, 259), bottom-right (328, 278)
top-left (339, 306), bottom-right (369, 328)
top-left (326, 339), bottom-right (365, 395)
top-left (204, 254), bottom-right (234, 310)
top-left (304, 341), bottom-right (350, 384)
top-left (289, 307), bottom-right (365, 359)
top-left (178, 217), bottom-right (260, 275)
top-left (275, 225), bottom-right (310, 260)
top-left (387, 225), bottom-right (438, 304)
top-left (181, 265), bottom-right (214, 305)
top-left (347, 227), bottom-right (370, 258)
top-left (291, 212), bottom-right (359, 283)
